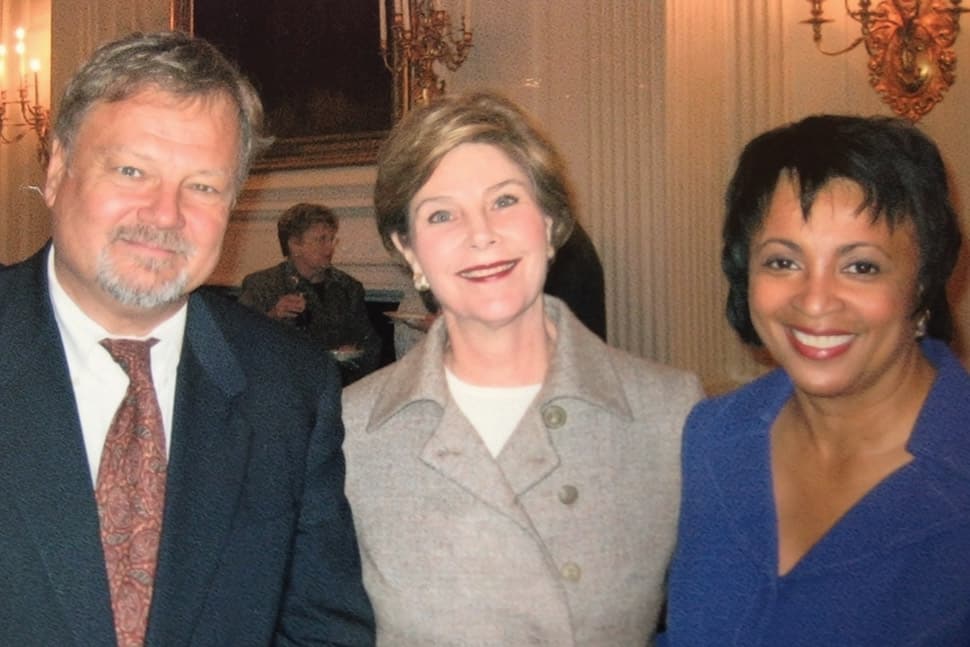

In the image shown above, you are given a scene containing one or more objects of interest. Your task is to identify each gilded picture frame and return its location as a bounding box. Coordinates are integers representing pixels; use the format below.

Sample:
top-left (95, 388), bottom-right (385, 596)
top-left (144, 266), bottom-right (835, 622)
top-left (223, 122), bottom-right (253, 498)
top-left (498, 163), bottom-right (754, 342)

top-left (171, 0), bottom-right (393, 170)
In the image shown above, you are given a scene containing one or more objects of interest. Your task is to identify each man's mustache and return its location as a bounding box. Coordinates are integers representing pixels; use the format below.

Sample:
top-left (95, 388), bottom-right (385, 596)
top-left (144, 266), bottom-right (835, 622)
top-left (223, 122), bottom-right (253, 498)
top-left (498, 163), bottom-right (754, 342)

top-left (112, 224), bottom-right (193, 256)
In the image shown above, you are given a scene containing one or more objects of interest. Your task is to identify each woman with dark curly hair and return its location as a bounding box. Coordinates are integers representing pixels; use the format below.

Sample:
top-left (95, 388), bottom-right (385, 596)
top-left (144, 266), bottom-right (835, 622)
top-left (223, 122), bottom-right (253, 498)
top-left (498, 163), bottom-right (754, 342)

top-left (661, 115), bottom-right (970, 645)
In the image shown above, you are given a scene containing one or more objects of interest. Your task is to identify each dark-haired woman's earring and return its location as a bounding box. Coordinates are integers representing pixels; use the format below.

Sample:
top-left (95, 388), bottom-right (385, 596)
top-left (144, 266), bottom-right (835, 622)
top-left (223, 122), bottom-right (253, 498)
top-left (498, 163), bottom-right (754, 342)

top-left (413, 272), bottom-right (430, 291)
top-left (546, 243), bottom-right (555, 261)
top-left (915, 311), bottom-right (929, 339)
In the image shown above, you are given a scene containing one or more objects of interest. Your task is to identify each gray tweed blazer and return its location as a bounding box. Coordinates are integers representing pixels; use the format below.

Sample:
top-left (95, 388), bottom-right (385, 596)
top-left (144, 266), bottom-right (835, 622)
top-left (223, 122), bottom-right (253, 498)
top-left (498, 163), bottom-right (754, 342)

top-left (342, 297), bottom-right (703, 646)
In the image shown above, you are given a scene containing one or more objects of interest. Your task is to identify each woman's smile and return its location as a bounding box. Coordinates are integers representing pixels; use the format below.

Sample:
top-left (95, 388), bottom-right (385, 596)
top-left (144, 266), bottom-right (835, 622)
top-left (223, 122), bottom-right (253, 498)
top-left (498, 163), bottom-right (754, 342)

top-left (786, 326), bottom-right (856, 359)
top-left (457, 259), bottom-right (519, 281)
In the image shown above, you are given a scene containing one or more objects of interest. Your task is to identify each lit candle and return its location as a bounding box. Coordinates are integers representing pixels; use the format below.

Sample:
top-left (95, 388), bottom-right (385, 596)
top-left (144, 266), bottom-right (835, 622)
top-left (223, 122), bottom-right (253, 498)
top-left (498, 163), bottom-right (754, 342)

top-left (30, 59), bottom-right (40, 105)
top-left (464, 0), bottom-right (472, 32)
top-left (379, 0), bottom-right (387, 45)
top-left (402, 0), bottom-right (411, 31)
top-left (15, 28), bottom-right (27, 82)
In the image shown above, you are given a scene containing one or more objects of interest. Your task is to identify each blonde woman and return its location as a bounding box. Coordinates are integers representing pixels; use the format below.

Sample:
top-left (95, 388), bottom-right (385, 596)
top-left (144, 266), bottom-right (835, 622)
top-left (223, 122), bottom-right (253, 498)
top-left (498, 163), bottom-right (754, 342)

top-left (342, 91), bottom-right (703, 646)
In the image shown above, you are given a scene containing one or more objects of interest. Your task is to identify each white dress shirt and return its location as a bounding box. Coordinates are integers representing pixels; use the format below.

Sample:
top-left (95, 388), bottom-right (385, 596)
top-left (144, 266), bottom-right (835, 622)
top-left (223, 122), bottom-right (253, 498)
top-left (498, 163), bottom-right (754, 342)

top-left (47, 248), bottom-right (186, 484)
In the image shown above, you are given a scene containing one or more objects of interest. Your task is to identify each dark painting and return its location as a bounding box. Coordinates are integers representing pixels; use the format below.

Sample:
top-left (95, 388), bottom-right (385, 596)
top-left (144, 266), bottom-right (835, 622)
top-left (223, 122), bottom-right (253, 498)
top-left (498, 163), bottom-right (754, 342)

top-left (173, 0), bottom-right (394, 170)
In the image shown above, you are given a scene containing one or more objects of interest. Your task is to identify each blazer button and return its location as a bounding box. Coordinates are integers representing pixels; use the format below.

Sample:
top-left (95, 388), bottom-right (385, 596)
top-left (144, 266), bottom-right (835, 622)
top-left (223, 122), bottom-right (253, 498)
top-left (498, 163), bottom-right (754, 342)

top-left (542, 405), bottom-right (566, 429)
top-left (561, 561), bottom-right (582, 582)
top-left (558, 484), bottom-right (579, 505)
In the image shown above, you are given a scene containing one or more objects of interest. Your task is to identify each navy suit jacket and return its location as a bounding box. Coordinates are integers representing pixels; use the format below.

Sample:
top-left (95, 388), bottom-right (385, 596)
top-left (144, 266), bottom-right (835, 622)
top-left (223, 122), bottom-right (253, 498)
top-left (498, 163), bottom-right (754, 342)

top-left (0, 247), bottom-right (375, 645)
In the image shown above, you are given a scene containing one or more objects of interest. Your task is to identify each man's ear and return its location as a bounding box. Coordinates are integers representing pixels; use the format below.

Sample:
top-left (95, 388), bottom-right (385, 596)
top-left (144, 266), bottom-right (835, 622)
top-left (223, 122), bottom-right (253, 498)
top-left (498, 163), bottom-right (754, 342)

top-left (44, 138), bottom-right (67, 208)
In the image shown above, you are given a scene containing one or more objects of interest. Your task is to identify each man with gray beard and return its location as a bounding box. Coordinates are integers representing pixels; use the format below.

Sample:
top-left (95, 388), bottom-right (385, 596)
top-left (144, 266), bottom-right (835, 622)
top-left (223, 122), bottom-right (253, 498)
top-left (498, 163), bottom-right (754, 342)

top-left (0, 31), bottom-right (374, 646)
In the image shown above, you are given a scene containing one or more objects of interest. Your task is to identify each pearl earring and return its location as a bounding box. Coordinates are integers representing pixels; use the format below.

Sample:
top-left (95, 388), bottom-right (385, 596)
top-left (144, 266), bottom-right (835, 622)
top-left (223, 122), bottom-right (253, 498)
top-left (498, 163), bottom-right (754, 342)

top-left (413, 272), bottom-right (430, 291)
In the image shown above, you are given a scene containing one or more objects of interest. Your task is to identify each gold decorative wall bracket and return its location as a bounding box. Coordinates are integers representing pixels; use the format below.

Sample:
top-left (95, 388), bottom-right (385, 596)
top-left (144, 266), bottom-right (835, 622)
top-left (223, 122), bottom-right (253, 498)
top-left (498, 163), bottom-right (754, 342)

top-left (803, 0), bottom-right (969, 122)
top-left (380, 0), bottom-right (473, 118)
top-left (0, 24), bottom-right (50, 166)
top-left (0, 86), bottom-right (50, 166)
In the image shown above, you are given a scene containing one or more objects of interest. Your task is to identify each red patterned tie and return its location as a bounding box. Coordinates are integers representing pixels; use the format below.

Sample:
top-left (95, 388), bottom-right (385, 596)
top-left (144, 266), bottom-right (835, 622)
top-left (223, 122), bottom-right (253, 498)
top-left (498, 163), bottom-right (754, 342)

top-left (96, 338), bottom-right (167, 647)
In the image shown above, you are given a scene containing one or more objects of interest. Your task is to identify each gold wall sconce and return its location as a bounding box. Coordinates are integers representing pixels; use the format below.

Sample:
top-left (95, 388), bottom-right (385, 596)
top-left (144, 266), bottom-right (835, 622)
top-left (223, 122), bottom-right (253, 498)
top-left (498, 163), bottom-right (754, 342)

top-left (803, 0), bottom-right (969, 122)
top-left (0, 25), bottom-right (50, 166)
top-left (379, 0), bottom-right (474, 118)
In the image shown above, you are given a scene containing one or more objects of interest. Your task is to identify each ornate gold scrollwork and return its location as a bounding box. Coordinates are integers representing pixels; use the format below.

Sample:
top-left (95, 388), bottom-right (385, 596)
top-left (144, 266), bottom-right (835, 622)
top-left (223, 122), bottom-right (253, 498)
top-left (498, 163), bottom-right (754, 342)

top-left (804, 0), bottom-right (969, 122)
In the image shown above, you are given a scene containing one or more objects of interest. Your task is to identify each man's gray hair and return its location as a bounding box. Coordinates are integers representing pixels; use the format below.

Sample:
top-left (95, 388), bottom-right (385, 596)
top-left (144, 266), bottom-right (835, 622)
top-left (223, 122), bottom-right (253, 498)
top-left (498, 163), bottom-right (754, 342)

top-left (53, 31), bottom-right (272, 190)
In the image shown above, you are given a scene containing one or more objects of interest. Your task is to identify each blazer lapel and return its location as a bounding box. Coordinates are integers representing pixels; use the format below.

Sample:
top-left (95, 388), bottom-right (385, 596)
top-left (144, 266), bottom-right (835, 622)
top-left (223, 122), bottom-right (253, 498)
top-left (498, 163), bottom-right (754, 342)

top-left (497, 410), bottom-right (561, 496)
top-left (147, 294), bottom-right (250, 646)
top-left (706, 426), bottom-right (779, 576)
top-left (0, 248), bottom-right (117, 646)
top-left (420, 404), bottom-right (535, 530)
top-left (702, 372), bottom-right (789, 578)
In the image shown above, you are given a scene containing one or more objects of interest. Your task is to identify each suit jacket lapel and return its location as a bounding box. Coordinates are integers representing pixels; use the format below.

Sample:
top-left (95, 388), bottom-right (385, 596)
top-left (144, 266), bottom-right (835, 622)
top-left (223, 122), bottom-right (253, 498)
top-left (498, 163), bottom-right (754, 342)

top-left (420, 404), bottom-right (535, 530)
top-left (497, 410), bottom-right (561, 496)
top-left (706, 423), bottom-right (779, 576)
top-left (0, 248), bottom-right (117, 646)
top-left (378, 309), bottom-right (572, 531)
top-left (702, 372), bottom-right (788, 578)
top-left (147, 294), bottom-right (251, 646)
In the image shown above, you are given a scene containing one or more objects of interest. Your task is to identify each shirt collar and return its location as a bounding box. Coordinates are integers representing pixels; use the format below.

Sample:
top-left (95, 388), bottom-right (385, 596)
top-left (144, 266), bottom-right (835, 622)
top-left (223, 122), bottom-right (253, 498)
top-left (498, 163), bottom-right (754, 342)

top-left (47, 246), bottom-right (187, 367)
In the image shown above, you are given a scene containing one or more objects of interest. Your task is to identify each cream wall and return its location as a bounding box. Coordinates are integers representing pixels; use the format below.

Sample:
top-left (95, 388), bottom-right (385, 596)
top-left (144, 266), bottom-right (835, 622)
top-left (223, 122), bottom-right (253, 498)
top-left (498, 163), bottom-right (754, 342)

top-left (1, 1), bottom-right (968, 391)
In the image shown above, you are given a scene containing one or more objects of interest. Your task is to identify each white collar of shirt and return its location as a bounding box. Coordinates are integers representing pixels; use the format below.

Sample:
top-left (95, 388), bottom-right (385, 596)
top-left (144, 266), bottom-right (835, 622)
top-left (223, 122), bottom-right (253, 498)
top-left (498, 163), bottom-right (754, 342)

top-left (47, 246), bottom-right (187, 484)
top-left (444, 367), bottom-right (541, 458)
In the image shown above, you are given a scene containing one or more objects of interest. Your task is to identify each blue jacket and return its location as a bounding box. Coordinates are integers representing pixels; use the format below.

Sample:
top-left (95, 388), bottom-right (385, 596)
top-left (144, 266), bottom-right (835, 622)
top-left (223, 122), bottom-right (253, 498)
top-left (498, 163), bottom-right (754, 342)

top-left (662, 338), bottom-right (970, 646)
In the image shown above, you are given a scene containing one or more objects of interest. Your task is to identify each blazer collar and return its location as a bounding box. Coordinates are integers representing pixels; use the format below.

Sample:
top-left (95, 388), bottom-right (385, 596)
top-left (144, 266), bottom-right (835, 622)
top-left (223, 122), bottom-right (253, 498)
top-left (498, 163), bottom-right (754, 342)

top-left (147, 292), bottom-right (250, 645)
top-left (701, 370), bottom-right (786, 577)
top-left (906, 338), bottom-right (970, 481)
top-left (365, 297), bottom-right (630, 528)
top-left (0, 243), bottom-right (59, 387)
top-left (365, 295), bottom-right (632, 431)
top-left (538, 297), bottom-right (633, 421)
top-left (0, 245), bottom-right (118, 645)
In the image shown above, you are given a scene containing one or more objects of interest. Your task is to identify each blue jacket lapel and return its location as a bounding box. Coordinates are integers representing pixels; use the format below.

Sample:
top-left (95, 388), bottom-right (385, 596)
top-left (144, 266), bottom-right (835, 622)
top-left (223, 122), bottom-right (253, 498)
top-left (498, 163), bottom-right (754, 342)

top-left (147, 293), bottom-right (250, 646)
top-left (699, 370), bottom-right (789, 578)
top-left (0, 247), bottom-right (117, 646)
